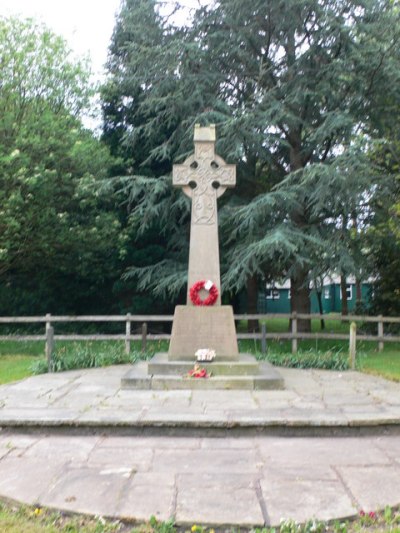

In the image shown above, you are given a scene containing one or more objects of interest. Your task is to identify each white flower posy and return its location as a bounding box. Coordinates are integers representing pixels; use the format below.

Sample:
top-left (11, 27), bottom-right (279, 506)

top-left (195, 348), bottom-right (216, 362)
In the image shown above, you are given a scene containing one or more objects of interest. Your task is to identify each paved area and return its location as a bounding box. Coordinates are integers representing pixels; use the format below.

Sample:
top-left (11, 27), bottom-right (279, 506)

top-left (0, 366), bottom-right (400, 526)
top-left (0, 365), bottom-right (400, 429)
top-left (1, 430), bottom-right (400, 526)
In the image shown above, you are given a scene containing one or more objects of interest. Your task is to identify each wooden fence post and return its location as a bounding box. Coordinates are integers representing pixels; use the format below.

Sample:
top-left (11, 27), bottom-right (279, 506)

top-left (378, 315), bottom-right (384, 352)
top-left (125, 313), bottom-right (131, 355)
top-left (261, 323), bottom-right (267, 354)
top-left (45, 313), bottom-right (54, 372)
top-left (349, 321), bottom-right (357, 369)
top-left (291, 312), bottom-right (298, 354)
top-left (45, 313), bottom-right (51, 333)
top-left (141, 322), bottom-right (148, 352)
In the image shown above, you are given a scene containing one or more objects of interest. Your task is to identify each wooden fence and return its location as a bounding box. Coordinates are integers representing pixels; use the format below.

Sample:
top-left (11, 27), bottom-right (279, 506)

top-left (1, 313), bottom-right (400, 370)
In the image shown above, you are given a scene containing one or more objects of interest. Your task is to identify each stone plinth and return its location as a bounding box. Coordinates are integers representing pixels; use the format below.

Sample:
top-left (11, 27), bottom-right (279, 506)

top-left (121, 353), bottom-right (285, 390)
top-left (149, 353), bottom-right (258, 376)
top-left (168, 306), bottom-right (239, 361)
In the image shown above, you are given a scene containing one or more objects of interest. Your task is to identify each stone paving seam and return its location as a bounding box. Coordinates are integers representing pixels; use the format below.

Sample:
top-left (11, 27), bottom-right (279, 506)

top-left (37, 457), bottom-right (71, 504)
top-left (372, 438), bottom-right (400, 468)
top-left (113, 466), bottom-right (137, 517)
top-left (14, 434), bottom-right (45, 458)
top-left (45, 385), bottom-right (79, 405)
top-left (330, 465), bottom-right (361, 511)
top-left (170, 473), bottom-right (178, 521)
top-left (254, 477), bottom-right (270, 526)
top-left (86, 434), bottom-right (107, 463)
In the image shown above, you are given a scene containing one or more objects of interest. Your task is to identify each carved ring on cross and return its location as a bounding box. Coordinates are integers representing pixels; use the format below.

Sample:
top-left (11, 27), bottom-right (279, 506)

top-left (176, 154), bottom-right (234, 200)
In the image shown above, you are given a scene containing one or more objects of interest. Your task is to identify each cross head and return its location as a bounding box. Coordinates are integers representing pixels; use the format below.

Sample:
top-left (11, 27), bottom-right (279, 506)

top-left (172, 125), bottom-right (236, 225)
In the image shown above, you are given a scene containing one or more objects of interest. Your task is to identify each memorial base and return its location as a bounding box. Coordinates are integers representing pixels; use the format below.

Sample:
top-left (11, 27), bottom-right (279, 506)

top-left (121, 353), bottom-right (284, 390)
top-left (168, 305), bottom-right (239, 361)
top-left (121, 304), bottom-right (284, 390)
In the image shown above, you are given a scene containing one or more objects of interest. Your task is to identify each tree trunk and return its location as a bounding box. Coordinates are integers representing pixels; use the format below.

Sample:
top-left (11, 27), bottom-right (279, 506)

top-left (340, 275), bottom-right (348, 316)
top-left (352, 214), bottom-right (363, 312)
top-left (291, 272), bottom-right (311, 332)
top-left (288, 126), bottom-right (311, 333)
top-left (316, 288), bottom-right (325, 330)
top-left (247, 275), bottom-right (260, 333)
top-left (355, 278), bottom-right (362, 310)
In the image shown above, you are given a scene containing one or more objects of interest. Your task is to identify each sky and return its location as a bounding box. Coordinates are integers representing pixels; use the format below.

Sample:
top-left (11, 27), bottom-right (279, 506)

top-left (1, 0), bottom-right (207, 130)
top-left (1, 0), bottom-right (122, 80)
top-left (1, 0), bottom-right (208, 80)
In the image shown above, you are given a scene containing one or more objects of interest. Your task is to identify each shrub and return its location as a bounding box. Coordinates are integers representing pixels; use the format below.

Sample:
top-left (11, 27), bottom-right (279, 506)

top-left (257, 348), bottom-right (350, 370)
top-left (31, 342), bottom-right (149, 374)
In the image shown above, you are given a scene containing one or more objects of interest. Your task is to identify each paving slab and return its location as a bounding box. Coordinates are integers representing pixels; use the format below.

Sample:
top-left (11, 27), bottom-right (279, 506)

top-left (41, 464), bottom-right (131, 516)
top-left (337, 464), bottom-right (400, 511)
top-left (176, 473), bottom-right (264, 526)
top-left (22, 435), bottom-right (98, 461)
top-left (257, 436), bottom-right (390, 467)
top-left (152, 447), bottom-right (261, 474)
top-left (260, 477), bottom-right (356, 525)
top-left (117, 472), bottom-right (176, 521)
top-left (88, 446), bottom-right (154, 472)
top-left (0, 455), bottom-right (66, 504)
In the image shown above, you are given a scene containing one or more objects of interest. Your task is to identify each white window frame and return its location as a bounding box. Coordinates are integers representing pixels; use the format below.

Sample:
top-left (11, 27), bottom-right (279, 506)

top-left (324, 287), bottom-right (330, 299)
top-left (266, 288), bottom-right (280, 300)
top-left (340, 284), bottom-right (352, 300)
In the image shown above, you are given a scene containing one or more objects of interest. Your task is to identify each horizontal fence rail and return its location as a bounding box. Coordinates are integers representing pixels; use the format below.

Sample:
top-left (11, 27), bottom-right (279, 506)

top-left (1, 312), bottom-right (399, 372)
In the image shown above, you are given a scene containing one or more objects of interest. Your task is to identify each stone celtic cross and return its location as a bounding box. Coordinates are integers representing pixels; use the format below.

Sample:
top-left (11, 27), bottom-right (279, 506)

top-left (173, 125), bottom-right (236, 304)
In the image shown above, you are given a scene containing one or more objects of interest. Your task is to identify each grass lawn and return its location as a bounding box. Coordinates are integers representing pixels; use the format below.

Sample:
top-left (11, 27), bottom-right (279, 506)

top-left (0, 355), bottom-right (40, 385)
top-left (0, 500), bottom-right (400, 533)
top-left (0, 340), bottom-right (45, 357)
top-left (0, 501), bottom-right (125, 532)
top-left (357, 350), bottom-right (400, 382)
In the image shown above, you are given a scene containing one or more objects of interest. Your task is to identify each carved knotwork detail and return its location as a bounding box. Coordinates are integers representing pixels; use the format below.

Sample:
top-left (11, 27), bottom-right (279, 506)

top-left (173, 138), bottom-right (235, 226)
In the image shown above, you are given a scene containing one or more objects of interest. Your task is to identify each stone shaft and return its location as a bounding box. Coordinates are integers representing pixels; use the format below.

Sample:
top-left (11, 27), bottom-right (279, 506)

top-left (172, 125), bottom-right (235, 304)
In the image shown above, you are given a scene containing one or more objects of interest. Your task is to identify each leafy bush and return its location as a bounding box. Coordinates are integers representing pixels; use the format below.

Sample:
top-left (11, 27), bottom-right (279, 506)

top-left (31, 342), bottom-right (149, 374)
top-left (257, 349), bottom-right (350, 370)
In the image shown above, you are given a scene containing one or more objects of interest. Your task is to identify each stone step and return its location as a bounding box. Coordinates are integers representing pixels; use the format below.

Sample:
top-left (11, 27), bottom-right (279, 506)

top-left (121, 357), bottom-right (284, 391)
top-left (148, 352), bottom-right (259, 376)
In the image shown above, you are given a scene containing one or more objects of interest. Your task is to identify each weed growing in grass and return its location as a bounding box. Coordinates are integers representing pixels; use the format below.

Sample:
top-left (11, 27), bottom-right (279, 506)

top-left (121, 515), bottom-right (177, 533)
top-left (256, 348), bottom-right (350, 370)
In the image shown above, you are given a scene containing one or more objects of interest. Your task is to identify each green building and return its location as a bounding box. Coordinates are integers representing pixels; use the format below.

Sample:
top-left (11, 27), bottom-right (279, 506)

top-left (258, 276), bottom-right (372, 314)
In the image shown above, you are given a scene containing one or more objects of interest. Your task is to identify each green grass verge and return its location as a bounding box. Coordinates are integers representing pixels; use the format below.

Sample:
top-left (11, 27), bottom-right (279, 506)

top-left (0, 316), bottom-right (399, 384)
top-left (1, 500), bottom-right (400, 533)
top-left (0, 340), bottom-right (45, 357)
top-left (357, 350), bottom-right (400, 382)
top-left (1, 342), bottom-right (400, 383)
top-left (0, 500), bottom-right (124, 532)
top-left (0, 355), bottom-right (40, 385)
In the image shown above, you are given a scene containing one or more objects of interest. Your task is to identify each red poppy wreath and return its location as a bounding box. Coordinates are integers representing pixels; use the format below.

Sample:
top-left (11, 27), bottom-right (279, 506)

top-left (189, 280), bottom-right (219, 306)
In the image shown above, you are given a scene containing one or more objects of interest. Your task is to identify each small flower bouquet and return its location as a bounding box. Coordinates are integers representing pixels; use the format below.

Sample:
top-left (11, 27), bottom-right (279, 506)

top-left (188, 363), bottom-right (209, 378)
top-left (195, 348), bottom-right (216, 362)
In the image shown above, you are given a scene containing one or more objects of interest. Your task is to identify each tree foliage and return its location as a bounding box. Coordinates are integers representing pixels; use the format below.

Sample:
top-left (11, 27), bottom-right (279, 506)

top-left (102, 0), bottom-right (400, 323)
top-left (0, 17), bottom-right (122, 315)
top-left (366, 136), bottom-right (400, 318)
